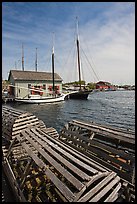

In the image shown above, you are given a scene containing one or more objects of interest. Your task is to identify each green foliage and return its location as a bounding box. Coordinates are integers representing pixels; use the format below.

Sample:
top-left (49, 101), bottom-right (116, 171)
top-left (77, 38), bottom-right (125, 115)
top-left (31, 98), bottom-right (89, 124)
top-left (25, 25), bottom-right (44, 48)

top-left (87, 82), bottom-right (96, 89)
top-left (63, 80), bottom-right (86, 86)
top-left (63, 81), bottom-right (96, 90)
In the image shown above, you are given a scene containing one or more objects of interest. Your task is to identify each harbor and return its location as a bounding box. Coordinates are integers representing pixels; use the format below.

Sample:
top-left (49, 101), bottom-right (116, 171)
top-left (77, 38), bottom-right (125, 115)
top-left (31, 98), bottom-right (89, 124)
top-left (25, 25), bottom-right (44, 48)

top-left (2, 2), bottom-right (135, 202)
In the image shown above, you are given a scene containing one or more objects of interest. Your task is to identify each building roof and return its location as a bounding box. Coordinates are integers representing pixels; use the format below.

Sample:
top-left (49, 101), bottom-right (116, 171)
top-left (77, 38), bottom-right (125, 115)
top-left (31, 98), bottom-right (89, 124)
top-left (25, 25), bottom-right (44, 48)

top-left (8, 70), bottom-right (63, 81)
top-left (96, 81), bottom-right (111, 85)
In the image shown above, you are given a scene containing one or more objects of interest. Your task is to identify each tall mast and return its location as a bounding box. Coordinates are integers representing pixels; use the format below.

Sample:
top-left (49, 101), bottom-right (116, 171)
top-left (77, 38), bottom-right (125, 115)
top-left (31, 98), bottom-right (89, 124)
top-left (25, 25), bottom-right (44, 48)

top-left (35, 48), bottom-right (38, 72)
top-left (76, 17), bottom-right (81, 90)
top-left (15, 61), bottom-right (17, 70)
top-left (52, 33), bottom-right (55, 92)
top-left (22, 43), bottom-right (24, 71)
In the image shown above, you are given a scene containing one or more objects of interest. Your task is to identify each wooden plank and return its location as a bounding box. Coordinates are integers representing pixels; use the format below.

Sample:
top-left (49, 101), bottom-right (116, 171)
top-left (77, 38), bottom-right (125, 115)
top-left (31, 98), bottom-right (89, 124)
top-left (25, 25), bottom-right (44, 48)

top-left (74, 171), bottom-right (110, 201)
top-left (2, 109), bottom-right (23, 117)
top-left (2, 110), bottom-right (20, 117)
top-left (14, 114), bottom-right (36, 123)
top-left (18, 112), bottom-right (32, 118)
top-left (30, 128), bottom-right (92, 180)
top-left (78, 171), bottom-right (117, 202)
top-left (95, 134), bottom-right (135, 150)
top-left (16, 134), bottom-right (76, 202)
top-left (63, 128), bottom-right (134, 163)
top-left (89, 176), bottom-right (120, 202)
top-left (89, 139), bottom-right (134, 162)
top-left (32, 128), bottom-right (98, 175)
top-left (54, 137), bottom-right (134, 183)
top-left (12, 118), bottom-right (39, 131)
top-left (3, 162), bottom-right (27, 202)
top-left (22, 129), bottom-right (85, 190)
top-left (2, 106), bottom-right (25, 114)
top-left (104, 182), bottom-right (121, 202)
top-left (73, 119), bottom-right (135, 135)
top-left (44, 127), bottom-right (59, 137)
top-left (64, 122), bottom-right (135, 153)
top-left (72, 120), bottom-right (135, 138)
top-left (12, 121), bottom-right (40, 135)
top-left (39, 127), bottom-right (107, 172)
top-left (70, 120), bottom-right (135, 144)
top-left (66, 134), bottom-right (133, 171)
top-left (60, 131), bottom-right (132, 172)
top-left (20, 159), bottom-right (32, 189)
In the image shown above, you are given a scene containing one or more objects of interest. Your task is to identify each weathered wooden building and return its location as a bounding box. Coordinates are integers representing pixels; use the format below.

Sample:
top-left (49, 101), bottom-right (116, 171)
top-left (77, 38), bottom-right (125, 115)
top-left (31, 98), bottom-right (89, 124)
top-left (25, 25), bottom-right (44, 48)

top-left (8, 70), bottom-right (63, 98)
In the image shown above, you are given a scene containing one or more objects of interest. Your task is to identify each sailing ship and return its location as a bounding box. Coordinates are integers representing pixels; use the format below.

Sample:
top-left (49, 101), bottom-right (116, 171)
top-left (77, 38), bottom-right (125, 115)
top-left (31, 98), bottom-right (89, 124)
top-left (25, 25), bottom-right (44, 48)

top-left (15, 39), bottom-right (67, 104)
top-left (69, 17), bottom-right (92, 100)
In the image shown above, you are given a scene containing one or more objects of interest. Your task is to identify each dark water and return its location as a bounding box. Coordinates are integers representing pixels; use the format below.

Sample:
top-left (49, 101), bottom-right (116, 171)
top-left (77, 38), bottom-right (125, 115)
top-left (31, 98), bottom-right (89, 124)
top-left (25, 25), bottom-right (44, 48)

top-left (2, 90), bottom-right (135, 202)
top-left (9, 90), bottom-right (135, 132)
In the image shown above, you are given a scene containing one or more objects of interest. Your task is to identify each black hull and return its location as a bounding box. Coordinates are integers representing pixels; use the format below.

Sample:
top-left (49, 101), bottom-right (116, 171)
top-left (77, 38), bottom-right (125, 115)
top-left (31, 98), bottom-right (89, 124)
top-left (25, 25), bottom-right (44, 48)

top-left (69, 90), bottom-right (92, 99)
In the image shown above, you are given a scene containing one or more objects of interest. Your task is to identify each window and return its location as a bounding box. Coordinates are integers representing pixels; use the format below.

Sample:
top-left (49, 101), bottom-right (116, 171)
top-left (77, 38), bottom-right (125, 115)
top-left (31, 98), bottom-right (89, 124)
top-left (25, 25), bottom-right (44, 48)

top-left (28, 84), bottom-right (31, 88)
top-left (43, 84), bottom-right (46, 89)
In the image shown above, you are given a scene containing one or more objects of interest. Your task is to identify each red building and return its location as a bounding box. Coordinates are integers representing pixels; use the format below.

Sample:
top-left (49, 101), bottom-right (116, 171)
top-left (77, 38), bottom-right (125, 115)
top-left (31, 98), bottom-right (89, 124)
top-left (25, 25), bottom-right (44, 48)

top-left (96, 81), bottom-right (116, 91)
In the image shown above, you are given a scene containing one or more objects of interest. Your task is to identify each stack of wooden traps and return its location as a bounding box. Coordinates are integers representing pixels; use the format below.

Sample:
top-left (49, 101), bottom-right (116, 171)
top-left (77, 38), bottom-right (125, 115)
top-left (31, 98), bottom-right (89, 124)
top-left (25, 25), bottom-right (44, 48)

top-left (59, 120), bottom-right (135, 184)
top-left (2, 106), bottom-right (135, 202)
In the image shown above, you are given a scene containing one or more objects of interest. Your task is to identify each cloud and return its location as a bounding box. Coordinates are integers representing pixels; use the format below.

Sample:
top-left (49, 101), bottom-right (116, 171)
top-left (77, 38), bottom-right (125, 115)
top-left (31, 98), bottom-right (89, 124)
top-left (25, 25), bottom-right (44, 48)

top-left (2, 2), bottom-right (135, 85)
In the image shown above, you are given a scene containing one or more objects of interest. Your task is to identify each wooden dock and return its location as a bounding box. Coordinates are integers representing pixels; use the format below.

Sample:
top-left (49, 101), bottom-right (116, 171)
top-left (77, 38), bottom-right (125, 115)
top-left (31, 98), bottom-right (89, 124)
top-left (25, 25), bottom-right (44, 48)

top-left (2, 96), bottom-right (15, 103)
top-left (2, 106), bottom-right (135, 202)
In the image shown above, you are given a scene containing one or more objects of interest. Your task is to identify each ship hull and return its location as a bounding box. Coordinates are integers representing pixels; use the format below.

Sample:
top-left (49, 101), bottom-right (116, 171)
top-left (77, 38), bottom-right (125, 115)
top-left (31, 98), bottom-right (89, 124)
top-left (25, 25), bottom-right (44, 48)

top-left (69, 90), bottom-right (92, 99)
top-left (15, 94), bottom-right (67, 104)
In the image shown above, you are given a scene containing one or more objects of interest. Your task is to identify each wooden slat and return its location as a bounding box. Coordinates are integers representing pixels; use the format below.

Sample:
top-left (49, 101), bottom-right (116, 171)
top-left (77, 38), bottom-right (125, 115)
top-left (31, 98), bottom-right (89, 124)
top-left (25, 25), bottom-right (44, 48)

top-left (22, 129), bottom-right (84, 191)
top-left (72, 120), bottom-right (135, 138)
top-left (60, 132), bottom-right (133, 183)
top-left (89, 176), bottom-right (120, 202)
top-left (2, 106), bottom-right (46, 145)
top-left (12, 121), bottom-right (40, 135)
top-left (2, 108), bottom-right (20, 114)
top-left (78, 171), bottom-right (117, 202)
top-left (104, 182), bottom-right (121, 202)
top-left (61, 132), bottom-right (127, 170)
top-left (3, 162), bottom-right (27, 202)
top-left (39, 127), bottom-right (107, 172)
top-left (70, 120), bottom-right (135, 144)
top-left (73, 119), bottom-right (135, 135)
top-left (61, 128), bottom-right (134, 162)
top-left (43, 127), bottom-right (59, 137)
top-left (74, 171), bottom-right (110, 201)
top-left (32, 128), bottom-right (98, 175)
top-left (30, 128), bottom-right (93, 180)
top-left (14, 114), bottom-right (36, 123)
top-left (12, 118), bottom-right (39, 131)
top-left (16, 134), bottom-right (76, 202)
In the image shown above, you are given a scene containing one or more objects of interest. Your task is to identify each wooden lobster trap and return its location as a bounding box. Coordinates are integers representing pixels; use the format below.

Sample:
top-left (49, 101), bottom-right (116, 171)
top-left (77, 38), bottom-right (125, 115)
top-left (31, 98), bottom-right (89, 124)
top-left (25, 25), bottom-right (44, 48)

top-left (2, 105), bottom-right (46, 145)
top-left (59, 120), bottom-right (135, 184)
top-left (2, 125), bottom-right (128, 202)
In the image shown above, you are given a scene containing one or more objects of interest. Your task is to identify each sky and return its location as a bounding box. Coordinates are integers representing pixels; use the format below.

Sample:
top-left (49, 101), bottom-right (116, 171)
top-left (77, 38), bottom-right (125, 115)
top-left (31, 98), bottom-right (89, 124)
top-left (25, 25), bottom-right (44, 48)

top-left (2, 2), bottom-right (135, 85)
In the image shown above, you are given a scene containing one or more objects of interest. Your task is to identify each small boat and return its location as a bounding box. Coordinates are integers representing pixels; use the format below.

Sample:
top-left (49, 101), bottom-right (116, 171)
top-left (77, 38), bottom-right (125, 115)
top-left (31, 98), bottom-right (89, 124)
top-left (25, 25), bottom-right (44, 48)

top-left (15, 93), bottom-right (67, 103)
top-left (15, 36), bottom-right (67, 104)
top-left (69, 17), bottom-right (92, 100)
